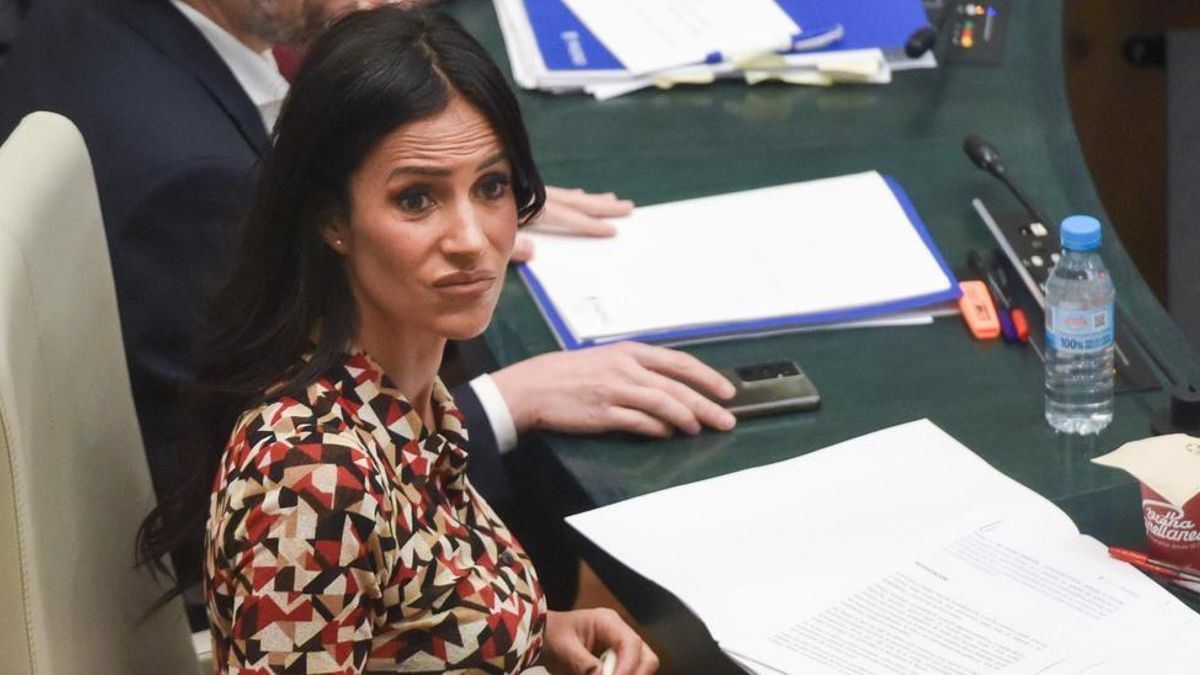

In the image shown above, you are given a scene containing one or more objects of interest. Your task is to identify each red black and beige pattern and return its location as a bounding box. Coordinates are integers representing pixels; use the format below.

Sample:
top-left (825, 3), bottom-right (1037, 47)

top-left (205, 350), bottom-right (546, 673)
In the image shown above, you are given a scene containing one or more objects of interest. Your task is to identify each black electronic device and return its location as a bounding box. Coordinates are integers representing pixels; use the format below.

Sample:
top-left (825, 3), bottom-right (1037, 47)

top-left (912, 0), bottom-right (1012, 64)
top-left (943, 0), bottom-right (1012, 65)
top-left (977, 205), bottom-right (1059, 298)
top-left (717, 360), bottom-right (820, 419)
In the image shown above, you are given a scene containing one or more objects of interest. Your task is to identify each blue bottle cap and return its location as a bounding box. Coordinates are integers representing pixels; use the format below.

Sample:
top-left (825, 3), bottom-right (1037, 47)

top-left (1060, 215), bottom-right (1102, 252)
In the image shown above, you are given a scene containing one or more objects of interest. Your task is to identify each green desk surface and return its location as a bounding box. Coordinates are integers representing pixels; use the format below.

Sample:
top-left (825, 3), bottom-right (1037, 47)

top-left (447, 0), bottom-right (1200, 666)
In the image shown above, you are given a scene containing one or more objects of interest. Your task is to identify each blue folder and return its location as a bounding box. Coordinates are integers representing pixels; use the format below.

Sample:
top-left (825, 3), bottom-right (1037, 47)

top-left (522, 0), bottom-right (930, 76)
top-left (519, 176), bottom-right (961, 351)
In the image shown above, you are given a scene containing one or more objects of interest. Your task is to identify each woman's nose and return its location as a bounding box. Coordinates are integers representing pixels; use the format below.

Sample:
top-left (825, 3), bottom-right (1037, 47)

top-left (441, 204), bottom-right (487, 258)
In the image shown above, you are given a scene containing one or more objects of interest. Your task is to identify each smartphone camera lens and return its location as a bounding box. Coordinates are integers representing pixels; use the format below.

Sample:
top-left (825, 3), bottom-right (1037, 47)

top-left (736, 360), bottom-right (800, 382)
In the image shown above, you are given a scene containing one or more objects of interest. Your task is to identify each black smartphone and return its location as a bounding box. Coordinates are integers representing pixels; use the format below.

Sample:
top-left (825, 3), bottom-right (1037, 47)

top-left (716, 359), bottom-right (821, 419)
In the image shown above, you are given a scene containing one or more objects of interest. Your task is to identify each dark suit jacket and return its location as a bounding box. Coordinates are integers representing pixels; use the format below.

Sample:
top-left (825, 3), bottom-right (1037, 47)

top-left (0, 0), bottom-right (509, 502)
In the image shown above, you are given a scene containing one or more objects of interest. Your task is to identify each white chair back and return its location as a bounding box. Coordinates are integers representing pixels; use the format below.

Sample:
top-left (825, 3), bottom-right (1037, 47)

top-left (0, 112), bottom-right (200, 673)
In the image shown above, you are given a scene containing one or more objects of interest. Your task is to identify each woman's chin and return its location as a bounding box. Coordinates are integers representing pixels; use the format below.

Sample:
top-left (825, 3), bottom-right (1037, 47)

top-left (439, 316), bottom-right (494, 342)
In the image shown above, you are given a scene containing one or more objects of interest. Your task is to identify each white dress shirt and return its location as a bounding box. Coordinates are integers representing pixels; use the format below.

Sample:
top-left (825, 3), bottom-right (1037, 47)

top-left (170, 0), bottom-right (289, 132)
top-left (468, 373), bottom-right (519, 454)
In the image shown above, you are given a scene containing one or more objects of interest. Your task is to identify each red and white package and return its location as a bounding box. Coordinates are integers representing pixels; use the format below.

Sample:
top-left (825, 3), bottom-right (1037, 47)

top-left (1094, 434), bottom-right (1200, 568)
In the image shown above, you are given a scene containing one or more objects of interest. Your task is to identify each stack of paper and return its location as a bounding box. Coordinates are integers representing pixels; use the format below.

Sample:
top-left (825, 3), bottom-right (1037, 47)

top-left (567, 420), bottom-right (1200, 674)
top-left (519, 171), bottom-right (960, 350)
top-left (494, 0), bottom-right (937, 99)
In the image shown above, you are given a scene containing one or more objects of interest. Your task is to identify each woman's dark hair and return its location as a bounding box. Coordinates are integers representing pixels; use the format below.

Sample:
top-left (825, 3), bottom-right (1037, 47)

top-left (136, 6), bottom-right (545, 602)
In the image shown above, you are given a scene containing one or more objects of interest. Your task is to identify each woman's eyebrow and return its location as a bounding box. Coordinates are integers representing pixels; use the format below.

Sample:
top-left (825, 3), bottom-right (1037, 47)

top-left (475, 152), bottom-right (505, 172)
top-left (387, 152), bottom-right (506, 180)
top-left (389, 165), bottom-right (451, 178)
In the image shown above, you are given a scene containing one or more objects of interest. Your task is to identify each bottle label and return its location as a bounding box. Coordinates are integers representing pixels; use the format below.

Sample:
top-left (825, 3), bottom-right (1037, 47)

top-left (1045, 303), bottom-right (1114, 353)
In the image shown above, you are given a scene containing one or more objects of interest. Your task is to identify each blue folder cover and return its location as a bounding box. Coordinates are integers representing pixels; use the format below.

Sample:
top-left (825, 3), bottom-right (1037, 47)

top-left (523, 0), bottom-right (930, 75)
top-left (518, 176), bottom-right (961, 351)
top-left (525, 1), bottom-right (622, 72)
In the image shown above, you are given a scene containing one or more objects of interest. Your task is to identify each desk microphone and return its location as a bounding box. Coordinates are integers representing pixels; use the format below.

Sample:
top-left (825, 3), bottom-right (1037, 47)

top-left (905, 26), bottom-right (939, 59)
top-left (963, 134), bottom-right (1048, 227)
top-left (905, 1), bottom-right (955, 59)
top-left (962, 132), bottom-right (1200, 435)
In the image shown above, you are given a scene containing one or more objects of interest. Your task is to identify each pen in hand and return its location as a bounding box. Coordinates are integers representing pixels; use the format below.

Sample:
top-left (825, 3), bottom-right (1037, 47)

top-left (600, 648), bottom-right (617, 675)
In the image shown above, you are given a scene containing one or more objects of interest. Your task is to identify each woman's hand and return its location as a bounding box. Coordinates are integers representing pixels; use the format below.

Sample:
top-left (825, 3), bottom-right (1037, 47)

top-left (511, 186), bottom-right (634, 263)
top-left (541, 609), bottom-right (659, 675)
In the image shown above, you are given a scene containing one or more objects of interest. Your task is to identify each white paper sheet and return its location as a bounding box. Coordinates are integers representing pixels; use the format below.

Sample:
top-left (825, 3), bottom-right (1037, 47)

top-left (566, 420), bottom-right (1200, 674)
top-left (722, 521), bottom-right (1200, 674)
top-left (560, 0), bottom-right (798, 76)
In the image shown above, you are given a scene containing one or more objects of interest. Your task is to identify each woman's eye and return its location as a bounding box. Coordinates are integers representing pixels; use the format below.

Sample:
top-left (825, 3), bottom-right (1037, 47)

top-left (477, 174), bottom-right (512, 201)
top-left (394, 191), bottom-right (432, 213)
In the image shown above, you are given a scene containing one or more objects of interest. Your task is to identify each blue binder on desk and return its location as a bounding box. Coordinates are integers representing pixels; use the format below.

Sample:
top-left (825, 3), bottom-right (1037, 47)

top-left (496, 0), bottom-right (931, 88)
top-left (517, 172), bottom-right (961, 351)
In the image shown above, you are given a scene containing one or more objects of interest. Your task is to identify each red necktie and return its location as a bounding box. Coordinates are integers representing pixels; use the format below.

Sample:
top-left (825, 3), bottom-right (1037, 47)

top-left (271, 45), bottom-right (307, 83)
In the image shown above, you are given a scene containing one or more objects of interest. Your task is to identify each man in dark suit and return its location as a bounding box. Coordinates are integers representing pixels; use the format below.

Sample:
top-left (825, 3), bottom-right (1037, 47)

top-left (0, 0), bottom-right (26, 65)
top-left (0, 0), bottom-right (735, 526)
top-left (0, 0), bottom-right (273, 496)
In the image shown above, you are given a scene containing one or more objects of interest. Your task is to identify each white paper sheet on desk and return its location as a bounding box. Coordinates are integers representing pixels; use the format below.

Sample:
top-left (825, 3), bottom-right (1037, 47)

top-left (560, 0), bottom-right (798, 76)
top-left (584, 47), bottom-right (892, 101)
top-left (521, 171), bottom-right (955, 346)
top-left (566, 420), bottom-right (1200, 674)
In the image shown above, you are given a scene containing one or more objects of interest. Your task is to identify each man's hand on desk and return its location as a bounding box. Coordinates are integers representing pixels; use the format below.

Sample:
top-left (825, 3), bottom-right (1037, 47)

top-left (489, 342), bottom-right (737, 438)
top-left (511, 186), bottom-right (634, 263)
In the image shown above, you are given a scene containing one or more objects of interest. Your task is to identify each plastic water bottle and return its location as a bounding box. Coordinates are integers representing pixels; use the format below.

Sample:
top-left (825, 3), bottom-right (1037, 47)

top-left (1044, 215), bottom-right (1115, 434)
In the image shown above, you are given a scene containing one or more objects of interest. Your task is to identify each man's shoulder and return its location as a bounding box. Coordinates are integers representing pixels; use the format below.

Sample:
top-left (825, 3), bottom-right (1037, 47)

top-left (0, 0), bottom-right (263, 234)
top-left (0, 0), bottom-right (255, 160)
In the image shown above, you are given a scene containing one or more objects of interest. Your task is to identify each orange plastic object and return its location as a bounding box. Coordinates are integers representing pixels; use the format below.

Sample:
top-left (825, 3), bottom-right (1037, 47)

top-left (957, 280), bottom-right (1001, 340)
top-left (1010, 308), bottom-right (1030, 342)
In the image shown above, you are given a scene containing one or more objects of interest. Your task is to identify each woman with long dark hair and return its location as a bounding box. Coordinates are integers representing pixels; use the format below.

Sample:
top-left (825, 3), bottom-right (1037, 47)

top-left (138, 7), bottom-right (657, 673)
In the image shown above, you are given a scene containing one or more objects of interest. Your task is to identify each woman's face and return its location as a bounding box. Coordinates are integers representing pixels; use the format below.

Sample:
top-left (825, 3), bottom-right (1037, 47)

top-left (329, 96), bottom-right (518, 342)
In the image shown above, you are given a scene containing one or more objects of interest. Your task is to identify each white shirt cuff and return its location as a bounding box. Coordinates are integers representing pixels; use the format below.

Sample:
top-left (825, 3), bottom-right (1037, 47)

top-left (468, 374), bottom-right (519, 455)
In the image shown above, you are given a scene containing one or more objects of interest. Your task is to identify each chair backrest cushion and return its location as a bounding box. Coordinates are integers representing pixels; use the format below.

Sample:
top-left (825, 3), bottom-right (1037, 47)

top-left (0, 112), bottom-right (197, 673)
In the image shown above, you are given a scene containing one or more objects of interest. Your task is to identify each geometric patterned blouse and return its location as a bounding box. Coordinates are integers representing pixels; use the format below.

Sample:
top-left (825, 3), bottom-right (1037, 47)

top-left (204, 349), bottom-right (546, 673)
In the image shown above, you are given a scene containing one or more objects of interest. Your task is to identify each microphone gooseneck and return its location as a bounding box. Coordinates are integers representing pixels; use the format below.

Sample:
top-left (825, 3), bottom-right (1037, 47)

top-left (962, 134), bottom-right (1046, 226)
